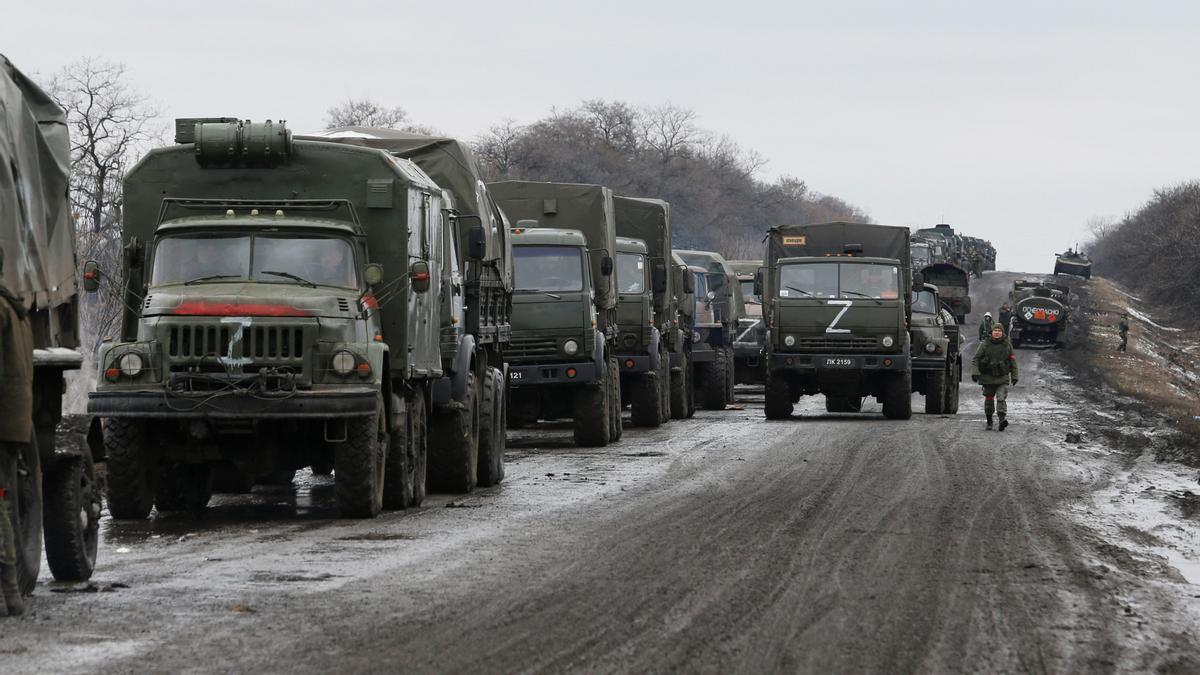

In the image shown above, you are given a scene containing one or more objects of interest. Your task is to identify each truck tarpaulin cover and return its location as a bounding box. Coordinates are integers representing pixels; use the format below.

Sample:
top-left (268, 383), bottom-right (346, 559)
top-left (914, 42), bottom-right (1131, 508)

top-left (302, 127), bottom-right (512, 291)
top-left (766, 222), bottom-right (910, 266)
top-left (613, 196), bottom-right (671, 314)
top-left (0, 54), bottom-right (76, 309)
top-left (488, 180), bottom-right (618, 311)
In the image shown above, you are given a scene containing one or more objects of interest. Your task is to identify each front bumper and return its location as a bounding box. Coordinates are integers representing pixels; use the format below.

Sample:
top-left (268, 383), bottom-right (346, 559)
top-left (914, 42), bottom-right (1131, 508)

top-left (615, 353), bottom-right (653, 374)
top-left (508, 361), bottom-right (599, 386)
top-left (911, 355), bottom-right (948, 371)
top-left (88, 387), bottom-right (378, 419)
top-left (768, 352), bottom-right (908, 373)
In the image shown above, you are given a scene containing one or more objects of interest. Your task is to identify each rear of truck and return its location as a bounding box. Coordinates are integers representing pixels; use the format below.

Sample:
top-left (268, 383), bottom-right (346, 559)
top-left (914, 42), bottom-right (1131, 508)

top-left (1009, 281), bottom-right (1069, 347)
top-left (490, 181), bottom-right (623, 446)
top-left (761, 222), bottom-right (914, 420)
top-left (920, 262), bottom-right (972, 323)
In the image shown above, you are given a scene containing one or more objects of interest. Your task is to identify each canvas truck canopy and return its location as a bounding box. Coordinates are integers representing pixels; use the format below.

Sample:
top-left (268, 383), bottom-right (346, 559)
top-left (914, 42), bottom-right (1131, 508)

top-left (489, 181), bottom-right (618, 311)
top-left (0, 54), bottom-right (75, 310)
top-left (613, 196), bottom-right (671, 315)
top-left (302, 127), bottom-right (512, 291)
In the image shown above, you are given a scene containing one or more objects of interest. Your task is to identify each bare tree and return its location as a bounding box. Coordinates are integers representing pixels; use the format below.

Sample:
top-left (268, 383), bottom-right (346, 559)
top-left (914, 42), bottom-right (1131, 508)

top-left (324, 98), bottom-right (411, 129)
top-left (474, 119), bottom-right (526, 178)
top-left (639, 103), bottom-right (701, 162)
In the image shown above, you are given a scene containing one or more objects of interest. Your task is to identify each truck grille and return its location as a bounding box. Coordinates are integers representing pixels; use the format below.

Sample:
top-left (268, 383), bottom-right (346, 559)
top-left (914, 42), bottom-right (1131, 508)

top-left (167, 324), bottom-right (305, 362)
top-left (792, 336), bottom-right (880, 352)
top-left (508, 336), bottom-right (559, 362)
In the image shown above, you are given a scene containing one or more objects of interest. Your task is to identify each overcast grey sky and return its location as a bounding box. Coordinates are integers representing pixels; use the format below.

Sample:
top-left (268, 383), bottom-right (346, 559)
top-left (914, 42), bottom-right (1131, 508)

top-left (5, 0), bottom-right (1199, 272)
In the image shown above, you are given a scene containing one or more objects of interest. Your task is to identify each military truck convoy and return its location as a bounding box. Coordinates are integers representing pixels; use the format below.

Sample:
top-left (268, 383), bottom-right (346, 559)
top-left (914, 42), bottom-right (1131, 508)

top-left (674, 250), bottom-right (740, 410)
top-left (1008, 280), bottom-right (1071, 348)
top-left (2, 55), bottom-right (98, 595)
top-left (729, 259), bottom-right (765, 385)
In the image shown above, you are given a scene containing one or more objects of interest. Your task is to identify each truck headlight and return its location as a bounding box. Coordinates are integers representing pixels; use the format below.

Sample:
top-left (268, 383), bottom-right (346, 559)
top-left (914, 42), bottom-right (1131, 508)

top-left (563, 339), bottom-right (580, 356)
top-left (331, 350), bottom-right (357, 375)
top-left (882, 336), bottom-right (894, 348)
top-left (924, 342), bottom-right (937, 353)
top-left (784, 335), bottom-right (796, 347)
top-left (118, 352), bottom-right (144, 377)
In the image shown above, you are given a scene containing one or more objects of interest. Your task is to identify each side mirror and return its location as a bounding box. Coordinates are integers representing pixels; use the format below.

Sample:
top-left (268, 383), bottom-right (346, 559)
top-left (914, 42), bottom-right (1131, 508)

top-left (466, 221), bottom-right (486, 261)
top-left (683, 270), bottom-right (695, 294)
top-left (82, 260), bottom-right (101, 293)
top-left (600, 255), bottom-right (613, 276)
top-left (410, 260), bottom-right (431, 293)
top-left (753, 270), bottom-right (764, 297)
top-left (363, 263), bottom-right (384, 287)
top-left (651, 260), bottom-right (667, 294)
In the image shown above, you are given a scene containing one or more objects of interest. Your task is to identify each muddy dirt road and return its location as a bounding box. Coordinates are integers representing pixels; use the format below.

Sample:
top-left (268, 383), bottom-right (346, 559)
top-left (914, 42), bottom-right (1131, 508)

top-left (4, 272), bottom-right (1200, 673)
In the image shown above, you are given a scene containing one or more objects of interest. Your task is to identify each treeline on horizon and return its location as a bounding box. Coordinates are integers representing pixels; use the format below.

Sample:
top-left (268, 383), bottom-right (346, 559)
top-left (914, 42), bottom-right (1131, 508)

top-left (1089, 180), bottom-right (1200, 326)
top-left (470, 100), bottom-right (869, 260)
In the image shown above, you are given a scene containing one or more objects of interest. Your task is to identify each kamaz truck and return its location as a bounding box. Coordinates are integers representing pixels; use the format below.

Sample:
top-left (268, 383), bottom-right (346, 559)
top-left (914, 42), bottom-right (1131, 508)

top-left (759, 222), bottom-right (914, 420)
top-left (673, 250), bottom-right (740, 409)
top-left (300, 127), bottom-right (514, 494)
top-left (2, 54), bottom-right (98, 593)
top-left (612, 196), bottom-right (673, 427)
top-left (86, 118), bottom-right (483, 519)
top-left (910, 284), bottom-right (962, 414)
top-left (729, 259), bottom-right (765, 385)
top-left (490, 181), bottom-right (622, 446)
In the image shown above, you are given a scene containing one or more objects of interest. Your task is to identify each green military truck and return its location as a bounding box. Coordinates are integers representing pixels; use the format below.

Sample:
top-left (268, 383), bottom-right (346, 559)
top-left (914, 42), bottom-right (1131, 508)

top-left (673, 250), bottom-right (740, 409)
top-left (2, 54), bottom-right (98, 592)
top-left (86, 118), bottom-right (492, 519)
top-left (489, 181), bottom-right (622, 446)
top-left (300, 127), bottom-right (513, 493)
top-left (612, 196), bottom-right (674, 427)
top-left (909, 283), bottom-right (962, 414)
top-left (729, 259), bottom-right (765, 385)
top-left (759, 222), bottom-right (914, 420)
top-left (919, 262), bottom-right (971, 323)
top-left (670, 253), bottom-right (697, 419)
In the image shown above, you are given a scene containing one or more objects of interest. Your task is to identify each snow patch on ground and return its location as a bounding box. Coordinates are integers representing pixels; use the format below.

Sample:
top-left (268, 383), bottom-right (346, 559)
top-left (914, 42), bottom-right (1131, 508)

top-left (1127, 306), bottom-right (1183, 332)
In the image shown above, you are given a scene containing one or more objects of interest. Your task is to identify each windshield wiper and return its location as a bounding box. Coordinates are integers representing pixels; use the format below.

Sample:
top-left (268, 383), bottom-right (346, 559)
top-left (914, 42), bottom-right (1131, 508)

top-left (539, 291), bottom-right (562, 300)
top-left (261, 271), bottom-right (317, 288)
top-left (840, 290), bottom-right (873, 299)
top-left (184, 274), bottom-right (241, 286)
top-left (785, 285), bottom-right (812, 297)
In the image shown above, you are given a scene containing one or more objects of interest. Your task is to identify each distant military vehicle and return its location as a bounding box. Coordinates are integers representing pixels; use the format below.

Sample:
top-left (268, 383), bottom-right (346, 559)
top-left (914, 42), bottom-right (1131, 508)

top-left (1008, 280), bottom-right (1070, 347)
top-left (88, 119), bottom-right (492, 519)
top-left (728, 259), bottom-right (765, 385)
top-left (759, 222), bottom-right (917, 419)
top-left (1, 55), bottom-right (98, 591)
top-left (669, 253), bottom-right (697, 419)
top-left (920, 263), bottom-right (971, 323)
top-left (1053, 249), bottom-right (1092, 279)
top-left (673, 250), bottom-right (741, 409)
top-left (909, 284), bottom-right (962, 414)
top-left (490, 181), bottom-right (623, 446)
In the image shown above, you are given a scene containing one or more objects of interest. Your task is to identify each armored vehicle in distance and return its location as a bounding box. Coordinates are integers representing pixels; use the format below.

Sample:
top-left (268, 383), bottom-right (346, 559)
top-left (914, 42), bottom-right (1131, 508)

top-left (1053, 249), bottom-right (1092, 279)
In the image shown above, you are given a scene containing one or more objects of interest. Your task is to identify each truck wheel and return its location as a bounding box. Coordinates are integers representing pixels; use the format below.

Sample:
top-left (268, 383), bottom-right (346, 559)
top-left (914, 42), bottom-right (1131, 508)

top-left (384, 387), bottom-right (428, 509)
top-left (924, 369), bottom-right (948, 414)
top-left (724, 346), bottom-right (736, 402)
top-left (657, 352), bottom-right (672, 424)
top-left (573, 370), bottom-right (612, 447)
top-left (685, 359), bottom-right (697, 418)
top-left (104, 418), bottom-right (154, 520)
top-left (9, 434), bottom-right (43, 595)
top-left (335, 397), bottom-right (388, 518)
top-left (608, 354), bottom-right (624, 441)
top-left (882, 370), bottom-right (913, 420)
top-left (764, 373), bottom-right (794, 419)
top-left (478, 367), bottom-right (506, 487)
top-left (154, 463), bottom-right (213, 513)
top-left (669, 360), bottom-right (688, 419)
top-left (944, 364), bottom-right (961, 414)
top-left (428, 372), bottom-right (480, 494)
top-left (630, 372), bottom-right (664, 427)
top-left (43, 454), bottom-right (99, 582)
top-left (698, 355), bottom-right (729, 411)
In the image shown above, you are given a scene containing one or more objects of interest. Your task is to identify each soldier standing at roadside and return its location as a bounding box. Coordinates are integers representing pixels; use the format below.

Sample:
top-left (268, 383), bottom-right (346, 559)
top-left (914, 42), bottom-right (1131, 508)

top-left (0, 247), bottom-right (32, 617)
top-left (1118, 313), bottom-right (1130, 352)
top-left (972, 322), bottom-right (1018, 431)
top-left (978, 311), bottom-right (994, 341)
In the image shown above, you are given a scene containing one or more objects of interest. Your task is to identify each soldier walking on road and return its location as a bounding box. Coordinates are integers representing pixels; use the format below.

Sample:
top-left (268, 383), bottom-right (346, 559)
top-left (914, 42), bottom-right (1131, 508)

top-left (998, 303), bottom-right (1014, 334)
top-left (1118, 313), bottom-right (1130, 352)
top-left (0, 248), bottom-right (32, 617)
top-left (972, 322), bottom-right (1019, 431)
top-left (978, 311), bottom-right (994, 341)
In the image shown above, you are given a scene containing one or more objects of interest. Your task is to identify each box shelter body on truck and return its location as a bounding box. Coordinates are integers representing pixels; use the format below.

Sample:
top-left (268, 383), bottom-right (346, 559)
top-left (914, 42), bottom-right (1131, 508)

top-left (489, 181), bottom-right (623, 446)
top-left (729, 259), bottom-right (765, 385)
top-left (299, 127), bottom-right (514, 492)
top-left (612, 196), bottom-right (674, 428)
top-left (761, 221), bottom-right (915, 420)
top-left (88, 120), bottom-right (451, 519)
top-left (0, 54), bottom-right (98, 592)
top-left (672, 249), bottom-right (740, 410)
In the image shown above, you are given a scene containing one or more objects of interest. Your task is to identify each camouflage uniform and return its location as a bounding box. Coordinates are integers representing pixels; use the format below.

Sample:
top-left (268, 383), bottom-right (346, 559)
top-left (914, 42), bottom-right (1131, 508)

top-left (971, 326), bottom-right (1018, 431)
top-left (998, 304), bottom-right (1014, 334)
top-left (0, 250), bottom-right (32, 616)
top-left (977, 314), bottom-right (994, 341)
top-left (1118, 315), bottom-right (1129, 352)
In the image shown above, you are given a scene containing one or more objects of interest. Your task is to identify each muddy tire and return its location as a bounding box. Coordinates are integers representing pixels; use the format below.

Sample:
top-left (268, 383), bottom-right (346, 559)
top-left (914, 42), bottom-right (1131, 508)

top-left (384, 387), bottom-right (428, 509)
top-left (9, 435), bottom-right (42, 595)
top-left (924, 369), bottom-right (948, 414)
top-left (882, 369), bottom-right (913, 420)
top-left (573, 370), bottom-right (612, 447)
top-left (334, 397), bottom-right (388, 518)
top-left (669, 357), bottom-right (689, 419)
top-left (608, 354), bottom-right (623, 442)
top-left (944, 364), bottom-right (961, 414)
top-left (685, 360), bottom-right (697, 418)
top-left (825, 396), bottom-right (863, 413)
top-left (104, 418), bottom-right (154, 520)
top-left (477, 367), bottom-right (506, 487)
top-left (724, 346), bottom-right (736, 402)
top-left (764, 373), bottom-right (794, 420)
top-left (43, 454), bottom-right (100, 582)
top-left (154, 463), bottom-right (213, 513)
top-left (657, 352), bottom-right (671, 424)
top-left (698, 353), bottom-right (729, 411)
top-left (428, 372), bottom-right (480, 494)
top-left (630, 371), bottom-right (664, 427)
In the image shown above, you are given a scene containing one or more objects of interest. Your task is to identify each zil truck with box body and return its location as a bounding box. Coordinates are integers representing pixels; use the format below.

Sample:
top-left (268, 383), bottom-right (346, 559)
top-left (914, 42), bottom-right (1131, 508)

top-left (489, 181), bottom-right (622, 446)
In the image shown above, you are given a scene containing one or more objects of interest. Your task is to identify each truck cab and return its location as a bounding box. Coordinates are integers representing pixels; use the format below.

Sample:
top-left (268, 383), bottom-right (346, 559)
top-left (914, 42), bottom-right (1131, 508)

top-left (728, 259), bottom-right (765, 385)
top-left (673, 250), bottom-right (740, 410)
top-left (614, 236), bottom-right (670, 426)
top-left (909, 283), bottom-right (962, 414)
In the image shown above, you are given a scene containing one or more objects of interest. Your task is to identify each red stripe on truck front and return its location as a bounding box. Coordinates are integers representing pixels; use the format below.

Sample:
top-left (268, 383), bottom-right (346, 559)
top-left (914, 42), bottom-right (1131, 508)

top-left (172, 301), bottom-right (311, 317)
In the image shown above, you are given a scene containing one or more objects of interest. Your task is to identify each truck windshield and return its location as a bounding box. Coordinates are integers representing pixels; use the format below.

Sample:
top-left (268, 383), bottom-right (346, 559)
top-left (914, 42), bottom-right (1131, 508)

top-left (617, 253), bottom-right (645, 294)
top-left (514, 246), bottom-right (584, 293)
top-left (778, 262), bottom-right (900, 300)
top-left (150, 234), bottom-right (357, 289)
top-left (740, 280), bottom-right (760, 305)
top-left (912, 290), bottom-right (939, 314)
top-left (912, 247), bottom-right (931, 268)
